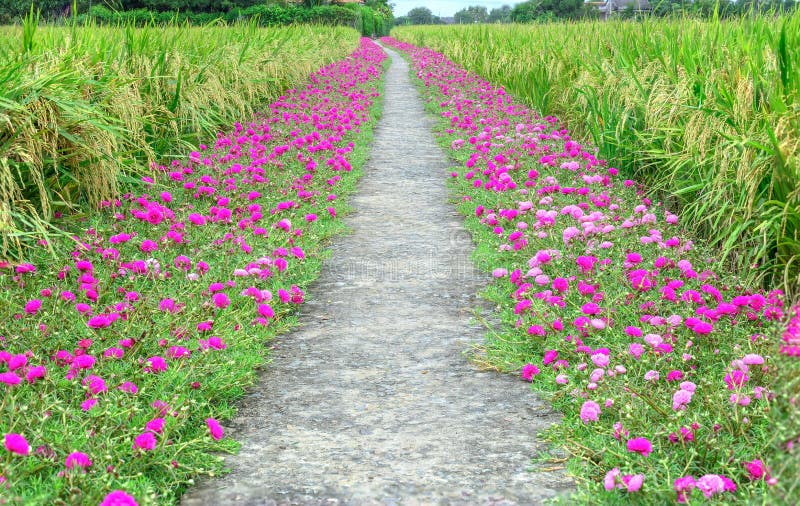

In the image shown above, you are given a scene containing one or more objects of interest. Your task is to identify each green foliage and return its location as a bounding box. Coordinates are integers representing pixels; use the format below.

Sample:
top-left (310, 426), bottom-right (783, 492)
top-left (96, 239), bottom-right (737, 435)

top-left (488, 5), bottom-right (512, 23)
top-left (405, 6), bottom-right (442, 25)
top-left (454, 5), bottom-right (488, 24)
top-left (510, 0), bottom-right (589, 22)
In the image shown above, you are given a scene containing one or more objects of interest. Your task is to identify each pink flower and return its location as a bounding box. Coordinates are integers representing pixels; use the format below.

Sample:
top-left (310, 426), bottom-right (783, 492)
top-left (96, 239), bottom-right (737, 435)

top-left (4, 433), bottom-right (29, 455)
top-left (580, 400), bottom-right (601, 423)
top-left (696, 474), bottom-right (736, 498)
top-left (744, 459), bottom-right (769, 481)
top-left (628, 343), bottom-right (644, 359)
top-left (724, 370), bottom-right (749, 390)
top-left (207, 418), bottom-right (224, 440)
top-left (627, 437), bottom-right (653, 457)
top-left (590, 353), bottom-right (609, 367)
top-left (100, 490), bottom-right (138, 506)
top-left (672, 389), bottom-right (693, 411)
top-left (118, 382), bottom-right (138, 394)
top-left (622, 473), bottom-right (644, 492)
top-left (674, 475), bottom-right (696, 503)
top-left (520, 363), bottom-right (540, 381)
top-left (133, 432), bottom-right (157, 451)
top-left (742, 353), bottom-right (764, 365)
top-left (604, 467), bottom-right (620, 490)
top-left (65, 451), bottom-right (92, 469)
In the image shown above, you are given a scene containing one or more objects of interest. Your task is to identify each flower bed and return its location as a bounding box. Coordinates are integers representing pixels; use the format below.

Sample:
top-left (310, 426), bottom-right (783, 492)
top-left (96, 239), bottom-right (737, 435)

top-left (0, 38), bottom-right (386, 505)
top-left (382, 37), bottom-right (795, 503)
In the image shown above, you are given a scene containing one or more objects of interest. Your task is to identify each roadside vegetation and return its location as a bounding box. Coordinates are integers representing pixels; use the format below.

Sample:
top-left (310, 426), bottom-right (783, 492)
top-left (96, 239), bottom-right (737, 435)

top-left (393, 13), bottom-right (800, 295)
top-left (384, 35), bottom-right (799, 504)
top-left (0, 35), bottom-right (386, 505)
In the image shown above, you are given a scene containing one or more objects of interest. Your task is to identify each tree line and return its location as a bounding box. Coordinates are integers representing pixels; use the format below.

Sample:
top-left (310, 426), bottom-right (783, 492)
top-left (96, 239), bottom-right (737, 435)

top-left (394, 0), bottom-right (797, 25)
top-left (0, 0), bottom-right (393, 25)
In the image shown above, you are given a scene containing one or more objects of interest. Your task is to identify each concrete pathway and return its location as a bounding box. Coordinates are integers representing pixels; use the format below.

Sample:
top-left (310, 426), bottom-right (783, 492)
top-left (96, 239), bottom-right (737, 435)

top-left (181, 45), bottom-right (572, 506)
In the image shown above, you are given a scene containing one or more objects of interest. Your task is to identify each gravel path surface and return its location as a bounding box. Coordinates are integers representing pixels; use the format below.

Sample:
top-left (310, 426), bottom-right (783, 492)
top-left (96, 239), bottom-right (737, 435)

top-left (181, 44), bottom-right (572, 506)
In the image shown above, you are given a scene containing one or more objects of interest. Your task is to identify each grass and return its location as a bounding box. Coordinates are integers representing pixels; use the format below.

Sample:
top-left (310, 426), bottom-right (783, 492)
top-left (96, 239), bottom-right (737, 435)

top-left (392, 13), bottom-right (800, 297)
top-left (0, 17), bottom-right (360, 262)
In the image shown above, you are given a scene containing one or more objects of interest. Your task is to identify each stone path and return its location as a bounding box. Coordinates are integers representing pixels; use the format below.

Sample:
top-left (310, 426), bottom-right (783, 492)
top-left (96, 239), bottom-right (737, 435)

top-left (181, 45), bottom-right (572, 506)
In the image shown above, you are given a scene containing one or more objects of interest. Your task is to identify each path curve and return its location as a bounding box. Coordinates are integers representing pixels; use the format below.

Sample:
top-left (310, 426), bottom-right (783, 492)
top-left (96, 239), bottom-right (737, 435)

top-left (181, 45), bottom-right (572, 506)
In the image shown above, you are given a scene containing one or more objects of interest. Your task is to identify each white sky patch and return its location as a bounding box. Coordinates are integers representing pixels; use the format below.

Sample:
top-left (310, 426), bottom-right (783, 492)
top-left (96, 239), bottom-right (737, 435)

top-left (392, 0), bottom-right (516, 17)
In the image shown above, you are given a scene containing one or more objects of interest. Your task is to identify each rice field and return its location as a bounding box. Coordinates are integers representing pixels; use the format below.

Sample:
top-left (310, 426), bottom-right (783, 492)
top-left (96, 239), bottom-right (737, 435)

top-left (392, 14), bottom-right (800, 295)
top-left (0, 21), bottom-right (360, 260)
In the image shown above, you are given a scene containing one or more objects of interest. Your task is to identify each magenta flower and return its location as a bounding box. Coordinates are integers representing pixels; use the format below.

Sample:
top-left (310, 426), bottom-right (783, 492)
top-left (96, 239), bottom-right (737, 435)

top-left (82, 375), bottom-right (107, 395)
top-left (140, 239), bottom-right (158, 253)
top-left (627, 437), bottom-right (653, 456)
top-left (24, 299), bottom-right (42, 314)
top-left (0, 372), bottom-right (21, 386)
top-left (133, 432), bottom-right (157, 451)
top-left (258, 304), bottom-right (275, 319)
top-left (520, 363), bottom-right (540, 381)
top-left (145, 418), bottom-right (166, 434)
top-left (211, 292), bottom-right (230, 309)
top-left (25, 365), bottom-right (46, 383)
top-left (622, 473), bottom-right (644, 492)
top-left (100, 490), bottom-right (138, 506)
top-left (724, 370), bottom-right (749, 390)
top-left (65, 451), bottom-right (92, 469)
top-left (144, 356), bottom-right (167, 373)
top-left (207, 418), bottom-right (224, 440)
top-left (118, 382), bottom-right (138, 394)
top-left (87, 315), bottom-right (112, 329)
top-left (4, 433), bottom-right (30, 455)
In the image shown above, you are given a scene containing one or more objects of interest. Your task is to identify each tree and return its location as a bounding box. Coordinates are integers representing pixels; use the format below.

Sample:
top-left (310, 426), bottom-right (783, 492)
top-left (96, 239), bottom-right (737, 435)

top-left (454, 5), bottom-right (488, 23)
top-left (510, 0), bottom-right (586, 21)
top-left (510, 0), bottom-right (539, 21)
top-left (488, 4), bottom-right (512, 22)
top-left (406, 6), bottom-right (439, 24)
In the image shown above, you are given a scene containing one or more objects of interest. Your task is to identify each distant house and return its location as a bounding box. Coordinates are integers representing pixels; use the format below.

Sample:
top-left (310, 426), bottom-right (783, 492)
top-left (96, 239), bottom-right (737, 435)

top-left (587, 0), bottom-right (650, 19)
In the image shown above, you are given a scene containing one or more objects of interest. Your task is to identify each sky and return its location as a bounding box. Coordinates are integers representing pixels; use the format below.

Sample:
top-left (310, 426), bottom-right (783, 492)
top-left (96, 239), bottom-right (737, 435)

top-left (391, 0), bottom-right (516, 17)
